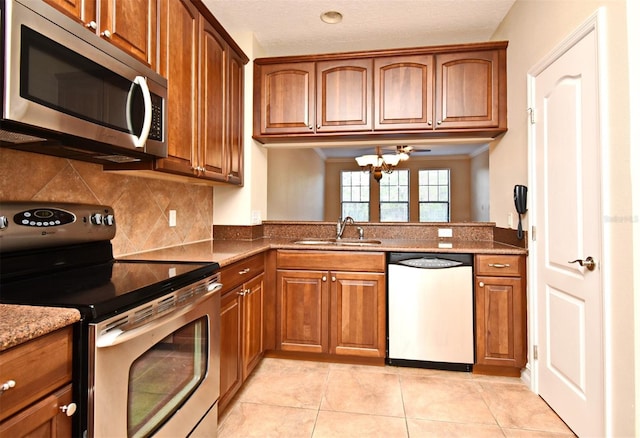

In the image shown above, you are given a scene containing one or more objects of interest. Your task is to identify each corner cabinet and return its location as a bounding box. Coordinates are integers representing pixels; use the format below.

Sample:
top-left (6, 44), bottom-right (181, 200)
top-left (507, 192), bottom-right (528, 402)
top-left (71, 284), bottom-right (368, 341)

top-left (219, 254), bottom-right (265, 413)
top-left (105, 0), bottom-right (248, 185)
top-left (0, 327), bottom-right (75, 437)
top-left (275, 250), bottom-right (386, 361)
top-left (474, 254), bottom-right (527, 377)
top-left (253, 41), bottom-right (507, 143)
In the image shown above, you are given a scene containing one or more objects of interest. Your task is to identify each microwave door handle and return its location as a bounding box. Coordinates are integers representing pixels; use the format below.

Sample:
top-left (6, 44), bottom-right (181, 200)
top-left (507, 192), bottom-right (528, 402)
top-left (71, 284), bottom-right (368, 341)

top-left (126, 76), bottom-right (153, 148)
top-left (96, 283), bottom-right (223, 348)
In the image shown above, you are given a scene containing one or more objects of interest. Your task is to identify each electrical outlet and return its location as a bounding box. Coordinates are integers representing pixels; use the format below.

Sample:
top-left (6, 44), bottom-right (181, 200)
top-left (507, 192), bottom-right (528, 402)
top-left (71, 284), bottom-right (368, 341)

top-left (438, 228), bottom-right (453, 238)
top-left (251, 210), bottom-right (261, 225)
top-left (508, 213), bottom-right (514, 228)
top-left (169, 210), bottom-right (177, 227)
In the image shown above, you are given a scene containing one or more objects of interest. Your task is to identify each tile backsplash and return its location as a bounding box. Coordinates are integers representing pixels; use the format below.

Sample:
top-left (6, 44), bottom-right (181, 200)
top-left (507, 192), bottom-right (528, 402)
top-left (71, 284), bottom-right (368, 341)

top-left (0, 148), bottom-right (213, 256)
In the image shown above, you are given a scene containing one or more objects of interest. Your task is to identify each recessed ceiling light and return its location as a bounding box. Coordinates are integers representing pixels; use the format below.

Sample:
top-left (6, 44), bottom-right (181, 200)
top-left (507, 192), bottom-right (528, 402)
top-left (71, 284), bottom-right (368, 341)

top-left (320, 10), bottom-right (343, 24)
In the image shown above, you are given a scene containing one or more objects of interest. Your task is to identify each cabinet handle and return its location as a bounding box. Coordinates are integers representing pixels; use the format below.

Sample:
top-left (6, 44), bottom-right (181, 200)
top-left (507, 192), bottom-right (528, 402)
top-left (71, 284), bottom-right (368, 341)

top-left (101, 30), bottom-right (112, 39)
top-left (478, 281), bottom-right (485, 287)
top-left (331, 276), bottom-right (336, 282)
top-left (488, 263), bottom-right (510, 268)
top-left (86, 21), bottom-right (97, 30)
top-left (60, 403), bottom-right (77, 417)
top-left (239, 268), bottom-right (250, 275)
top-left (322, 276), bottom-right (327, 282)
top-left (1, 379), bottom-right (16, 393)
top-left (237, 289), bottom-right (246, 296)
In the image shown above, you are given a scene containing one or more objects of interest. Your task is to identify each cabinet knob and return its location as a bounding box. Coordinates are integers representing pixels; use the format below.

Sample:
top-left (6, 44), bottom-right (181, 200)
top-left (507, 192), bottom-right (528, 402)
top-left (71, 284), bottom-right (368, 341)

top-left (437, 120), bottom-right (442, 125)
top-left (427, 120), bottom-right (432, 126)
top-left (86, 21), bottom-right (98, 30)
top-left (1, 379), bottom-right (16, 393)
top-left (322, 276), bottom-right (327, 282)
top-left (317, 124), bottom-right (321, 129)
top-left (478, 281), bottom-right (485, 287)
top-left (101, 30), bottom-right (112, 39)
top-left (331, 276), bottom-right (336, 282)
top-left (60, 403), bottom-right (77, 417)
top-left (308, 125), bottom-right (313, 130)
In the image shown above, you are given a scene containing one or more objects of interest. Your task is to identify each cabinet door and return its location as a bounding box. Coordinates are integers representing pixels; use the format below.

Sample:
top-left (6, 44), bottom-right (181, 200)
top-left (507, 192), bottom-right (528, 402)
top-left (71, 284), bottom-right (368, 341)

top-left (155, 0), bottom-right (199, 175)
top-left (258, 63), bottom-right (316, 134)
top-left (276, 269), bottom-right (329, 353)
top-left (219, 287), bottom-right (242, 413)
top-left (198, 16), bottom-right (227, 182)
top-left (99, 0), bottom-right (157, 68)
top-left (374, 55), bottom-right (434, 130)
top-left (434, 50), bottom-right (501, 129)
top-left (242, 273), bottom-right (264, 379)
top-left (475, 276), bottom-right (526, 368)
top-left (316, 59), bottom-right (373, 132)
top-left (0, 384), bottom-right (72, 438)
top-left (44, 0), bottom-right (97, 27)
top-left (226, 50), bottom-right (244, 185)
top-left (330, 271), bottom-right (386, 357)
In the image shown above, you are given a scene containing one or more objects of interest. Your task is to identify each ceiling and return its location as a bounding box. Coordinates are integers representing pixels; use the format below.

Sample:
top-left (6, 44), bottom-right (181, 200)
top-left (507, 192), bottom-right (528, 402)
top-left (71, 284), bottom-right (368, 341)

top-left (201, 0), bottom-right (516, 158)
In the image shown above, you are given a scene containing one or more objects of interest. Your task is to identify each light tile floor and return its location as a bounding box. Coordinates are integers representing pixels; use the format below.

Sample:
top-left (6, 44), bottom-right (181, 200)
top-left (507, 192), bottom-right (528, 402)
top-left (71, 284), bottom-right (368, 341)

top-left (218, 358), bottom-right (576, 437)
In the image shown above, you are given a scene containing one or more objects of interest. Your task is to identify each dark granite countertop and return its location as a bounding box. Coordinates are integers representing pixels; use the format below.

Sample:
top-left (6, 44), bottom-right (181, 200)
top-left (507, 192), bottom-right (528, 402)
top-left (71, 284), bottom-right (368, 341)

top-left (120, 237), bottom-right (527, 267)
top-left (0, 305), bottom-right (80, 352)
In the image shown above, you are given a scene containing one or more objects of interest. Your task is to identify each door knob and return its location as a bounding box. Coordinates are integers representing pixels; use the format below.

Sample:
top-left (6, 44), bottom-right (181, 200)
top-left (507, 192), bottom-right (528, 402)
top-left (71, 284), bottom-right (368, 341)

top-left (569, 256), bottom-right (596, 271)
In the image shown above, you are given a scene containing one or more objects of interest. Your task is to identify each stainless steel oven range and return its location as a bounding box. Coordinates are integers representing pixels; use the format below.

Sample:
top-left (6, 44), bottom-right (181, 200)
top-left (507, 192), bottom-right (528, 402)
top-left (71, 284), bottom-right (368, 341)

top-left (0, 202), bottom-right (222, 438)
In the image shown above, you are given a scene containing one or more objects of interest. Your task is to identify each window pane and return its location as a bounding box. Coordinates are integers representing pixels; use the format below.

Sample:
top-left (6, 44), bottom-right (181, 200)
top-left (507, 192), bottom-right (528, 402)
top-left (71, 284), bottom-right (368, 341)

top-left (420, 203), bottom-right (449, 222)
top-left (418, 169), bottom-right (450, 222)
top-left (380, 203), bottom-right (408, 222)
top-left (341, 171), bottom-right (370, 222)
top-left (380, 170), bottom-right (409, 222)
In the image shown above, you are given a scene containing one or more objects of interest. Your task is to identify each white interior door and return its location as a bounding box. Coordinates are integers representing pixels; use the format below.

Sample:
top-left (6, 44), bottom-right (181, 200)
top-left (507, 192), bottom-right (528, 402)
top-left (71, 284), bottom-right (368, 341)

top-left (531, 22), bottom-right (604, 437)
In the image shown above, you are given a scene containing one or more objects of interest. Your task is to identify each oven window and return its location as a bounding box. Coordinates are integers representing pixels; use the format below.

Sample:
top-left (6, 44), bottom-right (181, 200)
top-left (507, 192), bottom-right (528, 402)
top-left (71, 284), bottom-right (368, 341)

top-left (127, 317), bottom-right (208, 438)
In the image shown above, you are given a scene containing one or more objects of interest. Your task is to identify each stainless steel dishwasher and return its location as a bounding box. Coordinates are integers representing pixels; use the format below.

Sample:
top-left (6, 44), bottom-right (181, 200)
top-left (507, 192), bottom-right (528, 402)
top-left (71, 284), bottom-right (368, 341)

top-left (387, 252), bottom-right (474, 371)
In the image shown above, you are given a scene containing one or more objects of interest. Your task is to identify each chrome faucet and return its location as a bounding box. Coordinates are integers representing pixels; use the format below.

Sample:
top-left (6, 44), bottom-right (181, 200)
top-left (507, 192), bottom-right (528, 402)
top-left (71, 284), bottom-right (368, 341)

top-left (336, 216), bottom-right (355, 240)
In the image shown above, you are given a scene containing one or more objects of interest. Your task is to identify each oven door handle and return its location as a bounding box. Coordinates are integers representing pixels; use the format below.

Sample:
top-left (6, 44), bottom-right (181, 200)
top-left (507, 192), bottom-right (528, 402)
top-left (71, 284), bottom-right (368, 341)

top-left (96, 282), bottom-right (222, 348)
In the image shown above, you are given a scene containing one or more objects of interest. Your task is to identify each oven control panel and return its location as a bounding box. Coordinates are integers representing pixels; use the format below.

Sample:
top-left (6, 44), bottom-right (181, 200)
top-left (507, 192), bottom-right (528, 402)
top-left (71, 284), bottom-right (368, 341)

top-left (0, 202), bottom-right (116, 252)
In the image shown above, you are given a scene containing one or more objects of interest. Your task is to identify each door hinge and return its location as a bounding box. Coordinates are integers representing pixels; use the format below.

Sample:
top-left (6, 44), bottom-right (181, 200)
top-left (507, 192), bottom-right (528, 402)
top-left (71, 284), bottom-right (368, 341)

top-left (533, 345), bottom-right (539, 360)
top-left (531, 225), bottom-right (536, 241)
top-left (528, 107), bottom-right (536, 124)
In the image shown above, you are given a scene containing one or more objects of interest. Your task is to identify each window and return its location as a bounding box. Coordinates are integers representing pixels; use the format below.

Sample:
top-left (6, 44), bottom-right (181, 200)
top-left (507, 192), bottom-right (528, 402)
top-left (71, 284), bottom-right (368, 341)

top-left (419, 169), bottom-right (450, 222)
top-left (341, 171), bottom-right (370, 221)
top-left (379, 170), bottom-right (409, 222)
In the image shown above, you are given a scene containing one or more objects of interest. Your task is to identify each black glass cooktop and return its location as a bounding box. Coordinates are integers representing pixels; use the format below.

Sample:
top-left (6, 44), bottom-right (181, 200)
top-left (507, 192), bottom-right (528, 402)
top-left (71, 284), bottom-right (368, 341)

top-left (0, 259), bottom-right (219, 321)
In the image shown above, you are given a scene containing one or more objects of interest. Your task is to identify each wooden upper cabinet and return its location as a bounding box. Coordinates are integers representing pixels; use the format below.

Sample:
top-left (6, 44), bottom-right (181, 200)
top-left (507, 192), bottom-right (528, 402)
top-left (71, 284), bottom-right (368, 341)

top-left (257, 62), bottom-right (316, 134)
top-left (155, 0), bottom-right (199, 175)
top-left (99, 0), bottom-right (157, 68)
top-left (435, 50), bottom-right (502, 129)
top-left (44, 0), bottom-right (157, 69)
top-left (226, 50), bottom-right (245, 184)
top-left (253, 41), bottom-right (507, 142)
top-left (316, 59), bottom-right (373, 132)
top-left (374, 54), bottom-right (434, 130)
top-left (199, 17), bottom-right (227, 181)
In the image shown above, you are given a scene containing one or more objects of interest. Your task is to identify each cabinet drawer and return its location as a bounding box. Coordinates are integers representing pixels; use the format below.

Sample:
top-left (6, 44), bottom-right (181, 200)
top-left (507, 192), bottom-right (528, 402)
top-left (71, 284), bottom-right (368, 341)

top-left (0, 327), bottom-right (73, 421)
top-left (277, 250), bottom-right (385, 272)
top-left (220, 253), bottom-right (265, 292)
top-left (475, 254), bottom-right (524, 277)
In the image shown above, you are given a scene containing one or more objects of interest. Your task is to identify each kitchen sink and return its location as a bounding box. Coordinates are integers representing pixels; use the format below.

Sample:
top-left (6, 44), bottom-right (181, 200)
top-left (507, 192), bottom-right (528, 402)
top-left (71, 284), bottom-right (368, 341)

top-left (293, 238), bottom-right (382, 246)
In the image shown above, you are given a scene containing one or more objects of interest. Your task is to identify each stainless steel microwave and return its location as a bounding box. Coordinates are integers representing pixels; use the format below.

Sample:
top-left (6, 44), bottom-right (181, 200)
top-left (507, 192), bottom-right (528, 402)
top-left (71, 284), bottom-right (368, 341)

top-left (0, 0), bottom-right (167, 164)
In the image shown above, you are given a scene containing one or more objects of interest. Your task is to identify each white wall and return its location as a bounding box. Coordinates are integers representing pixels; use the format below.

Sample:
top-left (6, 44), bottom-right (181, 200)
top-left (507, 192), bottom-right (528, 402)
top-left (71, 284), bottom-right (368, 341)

top-left (492, 0), bottom-right (635, 435)
top-left (470, 146), bottom-right (490, 222)
top-left (627, 0), bottom-right (640, 433)
top-left (267, 148), bottom-right (325, 220)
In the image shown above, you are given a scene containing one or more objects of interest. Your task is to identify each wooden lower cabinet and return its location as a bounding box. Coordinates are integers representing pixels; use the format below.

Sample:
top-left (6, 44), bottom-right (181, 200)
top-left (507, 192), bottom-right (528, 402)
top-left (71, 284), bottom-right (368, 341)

top-left (0, 327), bottom-right (74, 438)
top-left (276, 250), bottom-right (386, 360)
top-left (474, 254), bottom-right (527, 376)
top-left (218, 255), bottom-right (265, 413)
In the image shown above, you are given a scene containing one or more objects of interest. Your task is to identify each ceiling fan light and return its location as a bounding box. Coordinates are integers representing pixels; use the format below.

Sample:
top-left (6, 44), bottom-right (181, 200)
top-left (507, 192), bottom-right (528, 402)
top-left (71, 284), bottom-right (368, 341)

top-left (382, 154), bottom-right (401, 166)
top-left (355, 155), bottom-right (378, 167)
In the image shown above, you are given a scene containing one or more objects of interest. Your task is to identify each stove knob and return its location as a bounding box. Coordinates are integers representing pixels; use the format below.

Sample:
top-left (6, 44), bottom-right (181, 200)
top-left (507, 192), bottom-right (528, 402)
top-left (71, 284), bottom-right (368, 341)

top-left (104, 214), bottom-right (115, 226)
top-left (0, 216), bottom-right (8, 229)
top-left (90, 213), bottom-right (103, 225)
